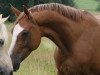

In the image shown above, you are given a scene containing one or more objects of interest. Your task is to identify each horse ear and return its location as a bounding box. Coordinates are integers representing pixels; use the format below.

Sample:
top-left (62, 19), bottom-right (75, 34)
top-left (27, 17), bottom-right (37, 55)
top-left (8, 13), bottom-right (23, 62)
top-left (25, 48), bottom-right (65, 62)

top-left (0, 15), bottom-right (9, 24)
top-left (0, 14), bottom-right (2, 19)
top-left (23, 5), bottom-right (37, 25)
top-left (23, 5), bottom-right (30, 16)
top-left (23, 5), bottom-right (33, 20)
top-left (10, 5), bottom-right (21, 17)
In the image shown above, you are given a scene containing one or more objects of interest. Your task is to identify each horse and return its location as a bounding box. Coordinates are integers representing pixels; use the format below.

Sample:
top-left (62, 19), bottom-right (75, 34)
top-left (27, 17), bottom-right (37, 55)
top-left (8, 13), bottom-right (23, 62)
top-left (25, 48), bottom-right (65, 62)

top-left (0, 14), bottom-right (13, 75)
top-left (9, 3), bottom-right (100, 75)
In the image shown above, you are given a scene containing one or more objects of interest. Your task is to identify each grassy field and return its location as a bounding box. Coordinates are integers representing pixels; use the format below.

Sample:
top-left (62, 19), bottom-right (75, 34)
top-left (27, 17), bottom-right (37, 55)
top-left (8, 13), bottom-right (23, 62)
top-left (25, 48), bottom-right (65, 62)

top-left (75, 0), bottom-right (98, 11)
top-left (6, 0), bottom-right (100, 75)
top-left (74, 0), bottom-right (100, 14)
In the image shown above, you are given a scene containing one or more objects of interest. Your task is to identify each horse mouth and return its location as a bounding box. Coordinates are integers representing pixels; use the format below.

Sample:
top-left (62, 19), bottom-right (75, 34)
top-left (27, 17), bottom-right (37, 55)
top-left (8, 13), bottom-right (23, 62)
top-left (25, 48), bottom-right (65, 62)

top-left (9, 71), bottom-right (13, 75)
top-left (13, 63), bottom-right (20, 71)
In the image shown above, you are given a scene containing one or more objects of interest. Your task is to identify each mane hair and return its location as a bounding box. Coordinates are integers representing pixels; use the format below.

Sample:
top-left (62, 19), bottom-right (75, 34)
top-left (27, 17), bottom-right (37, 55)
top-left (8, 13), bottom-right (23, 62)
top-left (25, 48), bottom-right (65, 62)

top-left (29, 3), bottom-right (93, 21)
top-left (15, 3), bottom-right (96, 24)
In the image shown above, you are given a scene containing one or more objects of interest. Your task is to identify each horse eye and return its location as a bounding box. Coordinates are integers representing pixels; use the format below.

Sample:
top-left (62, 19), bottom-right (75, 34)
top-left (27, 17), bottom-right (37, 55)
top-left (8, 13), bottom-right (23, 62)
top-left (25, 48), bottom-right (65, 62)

top-left (0, 39), bottom-right (4, 45)
top-left (22, 30), bottom-right (29, 36)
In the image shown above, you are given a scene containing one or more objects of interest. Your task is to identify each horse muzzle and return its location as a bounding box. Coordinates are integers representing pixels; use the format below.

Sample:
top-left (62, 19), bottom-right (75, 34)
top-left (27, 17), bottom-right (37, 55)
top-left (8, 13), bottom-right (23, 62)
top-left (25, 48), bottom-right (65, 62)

top-left (8, 70), bottom-right (13, 75)
top-left (13, 62), bottom-right (20, 71)
top-left (10, 55), bottom-right (20, 71)
top-left (0, 69), bottom-right (13, 75)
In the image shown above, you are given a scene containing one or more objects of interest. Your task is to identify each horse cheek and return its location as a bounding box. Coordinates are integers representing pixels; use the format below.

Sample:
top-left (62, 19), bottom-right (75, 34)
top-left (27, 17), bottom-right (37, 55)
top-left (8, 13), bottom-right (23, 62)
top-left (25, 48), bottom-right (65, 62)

top-left (30, 29), bottom-right (41, 50)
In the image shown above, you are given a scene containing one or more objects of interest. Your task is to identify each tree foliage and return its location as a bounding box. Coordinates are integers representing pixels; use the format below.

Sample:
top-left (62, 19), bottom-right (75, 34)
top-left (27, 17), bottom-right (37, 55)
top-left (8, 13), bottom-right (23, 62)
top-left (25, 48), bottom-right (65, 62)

top-left (29, 0), bottom-right (75, 6)
top-left (0, 0), bottom-right (75, 21)
top-left (95, 0), bottom-right (100, 11)
top-left (0, 0), bottom-right (29, 21)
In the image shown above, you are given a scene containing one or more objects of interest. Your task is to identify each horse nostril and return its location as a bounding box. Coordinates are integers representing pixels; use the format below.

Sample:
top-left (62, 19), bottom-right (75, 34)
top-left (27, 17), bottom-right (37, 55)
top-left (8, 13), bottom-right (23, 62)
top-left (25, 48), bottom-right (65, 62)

top-left (10, 71), bottom-right (13, 75)
top-left (13, 62), bottom-right (20, 71)
top-left (0, 39), bottom-right (4, 45)
top-left (0, 70), bottom-right (3, 75)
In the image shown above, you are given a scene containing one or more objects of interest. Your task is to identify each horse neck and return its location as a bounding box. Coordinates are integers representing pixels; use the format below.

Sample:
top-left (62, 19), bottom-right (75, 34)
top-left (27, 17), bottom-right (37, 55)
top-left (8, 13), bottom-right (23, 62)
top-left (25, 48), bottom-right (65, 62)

top-left (34, 11), bottom-right (83, 54)
top-left (34, 10), bottom-right (99, 55)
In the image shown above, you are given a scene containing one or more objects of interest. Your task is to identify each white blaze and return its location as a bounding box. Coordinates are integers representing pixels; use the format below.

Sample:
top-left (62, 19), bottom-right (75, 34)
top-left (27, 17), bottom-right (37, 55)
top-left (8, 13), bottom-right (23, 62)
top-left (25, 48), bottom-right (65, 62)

top-left (8, 24), bottom-right (24, 55)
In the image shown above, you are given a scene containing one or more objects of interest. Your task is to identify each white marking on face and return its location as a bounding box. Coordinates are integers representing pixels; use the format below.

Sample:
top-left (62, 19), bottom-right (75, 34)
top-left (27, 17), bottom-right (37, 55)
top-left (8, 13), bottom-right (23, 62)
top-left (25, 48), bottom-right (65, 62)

top-left (8, 24), bottom-right (24, 55)
top-left (0, 23), bottom-right (8, 44)
top-left (0, 23), bottom-right (8, 51)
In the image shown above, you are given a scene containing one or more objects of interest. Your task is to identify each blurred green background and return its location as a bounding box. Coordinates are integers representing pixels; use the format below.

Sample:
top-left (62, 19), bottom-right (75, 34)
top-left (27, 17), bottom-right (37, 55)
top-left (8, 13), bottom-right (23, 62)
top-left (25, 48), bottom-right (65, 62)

top-left (2, 0), bottom-right (100, 75)
top-left (0, 0), bottom-right (100, 21)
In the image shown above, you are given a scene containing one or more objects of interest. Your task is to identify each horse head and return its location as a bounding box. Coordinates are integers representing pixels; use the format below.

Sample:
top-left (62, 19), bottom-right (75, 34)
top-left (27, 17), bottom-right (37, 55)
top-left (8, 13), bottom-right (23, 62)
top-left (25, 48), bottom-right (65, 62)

top-left (0, 14), bottom-right (13, 75)
top-left (9, 6), bottom-right (41, 71)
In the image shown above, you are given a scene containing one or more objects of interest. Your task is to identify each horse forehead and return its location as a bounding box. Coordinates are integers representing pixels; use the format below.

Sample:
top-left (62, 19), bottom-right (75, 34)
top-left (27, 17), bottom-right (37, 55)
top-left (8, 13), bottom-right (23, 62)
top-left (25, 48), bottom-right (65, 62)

top-left (13, 24), bottom-right (24, 36)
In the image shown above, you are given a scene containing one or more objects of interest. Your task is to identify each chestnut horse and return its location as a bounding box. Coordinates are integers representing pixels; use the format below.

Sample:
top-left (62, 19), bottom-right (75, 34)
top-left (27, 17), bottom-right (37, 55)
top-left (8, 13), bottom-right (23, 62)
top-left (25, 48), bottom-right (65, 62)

top-left (0, 14), bottom-right (13, 75)
top-left (9, 3), bottom-right (100, 75)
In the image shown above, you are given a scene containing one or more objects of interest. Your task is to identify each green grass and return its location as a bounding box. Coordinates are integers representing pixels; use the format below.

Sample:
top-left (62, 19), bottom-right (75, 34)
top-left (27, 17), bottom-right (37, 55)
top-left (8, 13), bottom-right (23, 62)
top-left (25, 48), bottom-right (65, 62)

top-left (75, 0), bottom-right (98, 10)
top-left (5, 0), bottom-right (100, 75)
top-left (74, 0), bottom-right (100, 14)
